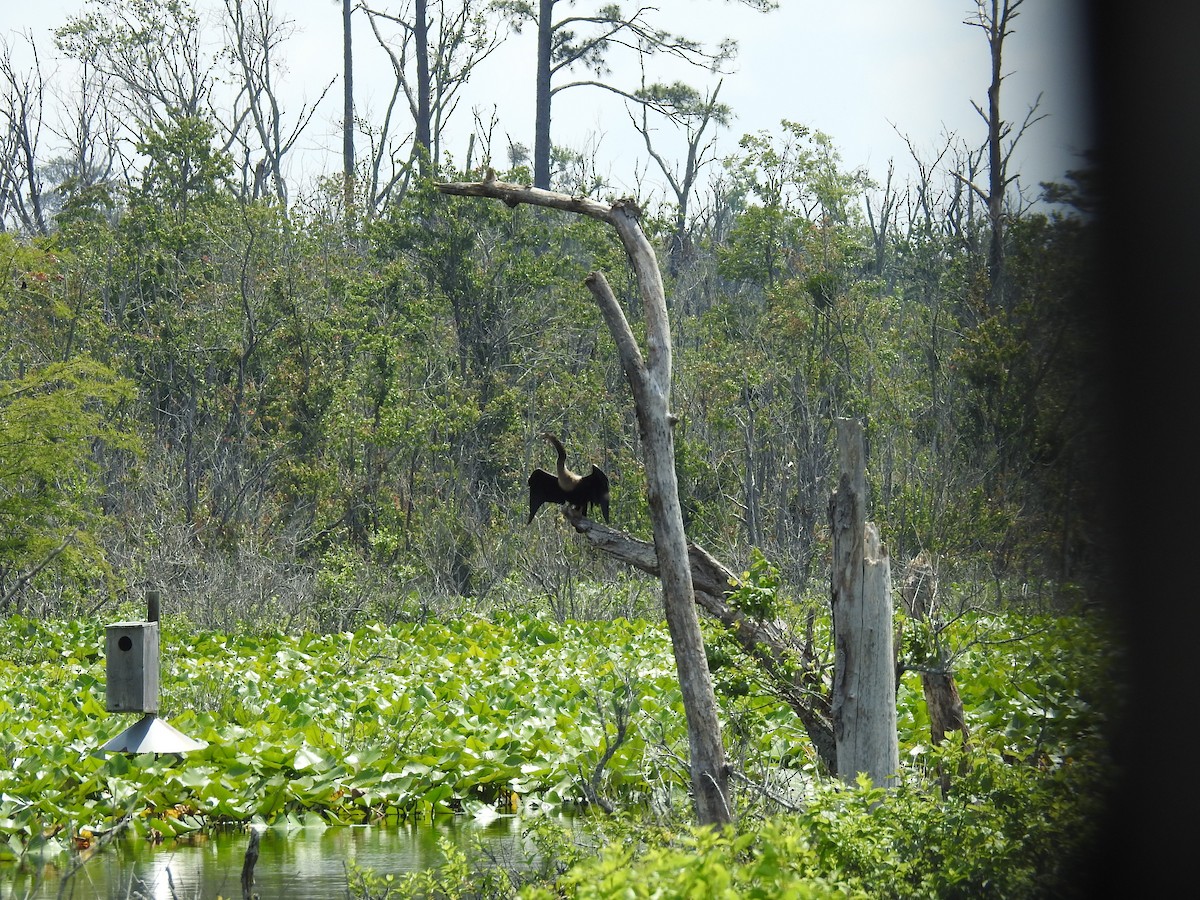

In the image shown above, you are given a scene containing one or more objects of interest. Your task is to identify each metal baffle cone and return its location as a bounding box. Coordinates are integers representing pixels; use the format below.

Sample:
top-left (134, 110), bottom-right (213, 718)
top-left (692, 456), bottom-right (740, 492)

top-left (98, 713), bottom-right (208, 754)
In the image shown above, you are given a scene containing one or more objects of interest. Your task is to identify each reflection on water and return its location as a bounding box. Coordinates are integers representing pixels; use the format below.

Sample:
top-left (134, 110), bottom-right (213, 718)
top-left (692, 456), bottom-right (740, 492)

top-left (3, 815), bottom-right (546, 900)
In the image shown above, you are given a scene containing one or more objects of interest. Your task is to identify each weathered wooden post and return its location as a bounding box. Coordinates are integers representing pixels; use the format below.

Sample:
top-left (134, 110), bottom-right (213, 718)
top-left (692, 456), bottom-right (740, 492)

top-left (829, 418), bottom-right (899, 788)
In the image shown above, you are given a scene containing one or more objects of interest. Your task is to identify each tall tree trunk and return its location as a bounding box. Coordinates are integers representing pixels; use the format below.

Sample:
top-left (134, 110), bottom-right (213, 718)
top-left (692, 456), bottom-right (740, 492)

top-left (414, 0), bottom-right (432, 172)
top-left (984, 0), bottom-right (1006, 308)
top-left (964, 0), bottom-right (1032, 310)
top-left (434, 174), bottom-right (731, 825)
top-left (533, 0), bottom-right (554, 189)
top-left (342, 0), bottom-right (356, 226)
top-left (589, 266), bottom-right (730, 825)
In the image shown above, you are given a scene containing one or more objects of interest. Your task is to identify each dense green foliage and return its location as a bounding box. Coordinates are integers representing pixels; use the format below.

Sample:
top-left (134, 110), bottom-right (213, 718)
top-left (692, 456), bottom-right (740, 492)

top-left (0, 134), bottom-right (1105, 622)
top-left (0, 608), bottom-right (1118, 897)
top-left (1, 0), bottom-right (1108, 616)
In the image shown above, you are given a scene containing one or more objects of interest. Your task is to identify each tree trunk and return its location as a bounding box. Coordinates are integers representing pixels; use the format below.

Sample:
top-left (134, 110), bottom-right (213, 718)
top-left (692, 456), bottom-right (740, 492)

top-left (963, 0), bottom-right (1031, 310)
top-left (984, 0), bottom-right (1006, 308)
top-left (414, 0), bottom-right (432, 171)
top-left (828, 418), bottom-right (899, 788)
top-left (533, 0), bottom-right (554, 189)
top-left (342, 0), bottom-right (356, 226)
top-left (434, 173), bottom-right (730, 824)
top-left (740, 379), bottom-right (762, 547)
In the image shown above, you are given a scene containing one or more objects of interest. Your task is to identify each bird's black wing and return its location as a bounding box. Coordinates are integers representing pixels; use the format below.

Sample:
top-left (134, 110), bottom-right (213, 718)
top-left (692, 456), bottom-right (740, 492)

top-left (528, 468), bottom-right (568, 522)
top-left (581, 465), bottom-right (611, 523)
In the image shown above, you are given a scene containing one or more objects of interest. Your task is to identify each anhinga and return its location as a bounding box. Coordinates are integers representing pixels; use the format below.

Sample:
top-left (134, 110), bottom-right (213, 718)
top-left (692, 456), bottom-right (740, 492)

top-left (527, 432), bottom-right (610, 523)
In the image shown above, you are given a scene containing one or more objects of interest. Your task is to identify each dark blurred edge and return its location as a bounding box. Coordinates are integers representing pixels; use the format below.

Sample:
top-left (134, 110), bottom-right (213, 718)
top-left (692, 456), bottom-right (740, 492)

top-left (1080, 2), bottom-right (1197, 896)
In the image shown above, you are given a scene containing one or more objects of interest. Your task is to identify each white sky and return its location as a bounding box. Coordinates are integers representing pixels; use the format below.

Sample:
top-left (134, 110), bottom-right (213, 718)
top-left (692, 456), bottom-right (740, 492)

top-left (6, 0), bottom-right (1094, 204)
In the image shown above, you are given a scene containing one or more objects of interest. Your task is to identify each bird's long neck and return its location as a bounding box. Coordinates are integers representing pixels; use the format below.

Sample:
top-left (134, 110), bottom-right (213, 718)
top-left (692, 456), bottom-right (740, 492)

top-left (544, 434), bottom-right (576, 486)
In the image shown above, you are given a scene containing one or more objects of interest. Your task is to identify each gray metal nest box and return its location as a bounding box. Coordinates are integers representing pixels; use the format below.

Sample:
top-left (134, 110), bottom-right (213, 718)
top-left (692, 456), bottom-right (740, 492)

top-left (99, 592), bottom-right (206, 755)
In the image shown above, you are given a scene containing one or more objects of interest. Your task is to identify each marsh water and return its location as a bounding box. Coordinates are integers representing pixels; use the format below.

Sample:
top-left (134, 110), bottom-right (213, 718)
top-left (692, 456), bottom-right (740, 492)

top-left (3, 815), bottom-right (552, 899)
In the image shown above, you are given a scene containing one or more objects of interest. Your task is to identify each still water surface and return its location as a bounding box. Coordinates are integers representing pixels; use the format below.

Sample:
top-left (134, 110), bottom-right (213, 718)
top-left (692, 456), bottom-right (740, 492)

top-left (5, 815), bottom-right (545, 899)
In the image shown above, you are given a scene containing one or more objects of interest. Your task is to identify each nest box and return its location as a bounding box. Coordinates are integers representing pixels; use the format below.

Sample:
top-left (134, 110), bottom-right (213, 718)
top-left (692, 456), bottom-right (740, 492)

top-left (105, 621), bottom-right (160, 714)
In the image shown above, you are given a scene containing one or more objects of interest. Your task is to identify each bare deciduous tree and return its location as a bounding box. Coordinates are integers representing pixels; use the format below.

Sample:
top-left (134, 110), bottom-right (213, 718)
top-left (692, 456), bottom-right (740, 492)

top-left (958, 0), bottom-right (1045, 309)
top-left (47, 59), bottom-right (121, 219)
top-left (864, 160), bottom-right (897, 280)
top-left (221, 0), bottom-right (330, 203)
top-left (629, 77), bottom-right (730, 277)
top-left (435, 172), bottom-right (732, 825)
top-left (361, 0), bottom-right (503, 209)
top-left (55, 0), bottom-right (215, 138)
top-left (0, 35), bottom-right (48, 235)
